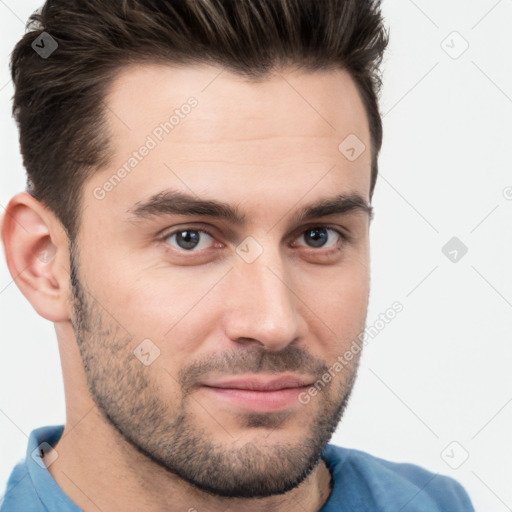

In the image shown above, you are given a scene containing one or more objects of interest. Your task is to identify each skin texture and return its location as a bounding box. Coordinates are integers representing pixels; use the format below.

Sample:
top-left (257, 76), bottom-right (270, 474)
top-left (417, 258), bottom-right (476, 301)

top-left (1, 63), bottom-right (372, 511)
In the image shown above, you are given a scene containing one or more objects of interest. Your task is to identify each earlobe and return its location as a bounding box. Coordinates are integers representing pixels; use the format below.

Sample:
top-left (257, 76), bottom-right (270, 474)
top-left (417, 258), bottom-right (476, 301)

top-left (1, 191), bottom-right (71, 322)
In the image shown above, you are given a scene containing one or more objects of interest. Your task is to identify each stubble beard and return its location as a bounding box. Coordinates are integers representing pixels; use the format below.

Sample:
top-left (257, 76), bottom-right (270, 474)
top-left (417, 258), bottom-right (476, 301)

top-left (68, 241), bottom-right (361, 498)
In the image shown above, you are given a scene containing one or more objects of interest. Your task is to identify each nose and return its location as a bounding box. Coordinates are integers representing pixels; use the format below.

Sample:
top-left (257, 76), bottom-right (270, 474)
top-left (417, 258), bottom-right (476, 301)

top-left (222, 246), bottom-right (303, 351)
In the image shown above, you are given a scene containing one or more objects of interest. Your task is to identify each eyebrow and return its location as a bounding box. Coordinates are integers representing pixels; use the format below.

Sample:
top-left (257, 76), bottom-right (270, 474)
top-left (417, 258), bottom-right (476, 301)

top-left (127, 189), bottom-right (373, 226)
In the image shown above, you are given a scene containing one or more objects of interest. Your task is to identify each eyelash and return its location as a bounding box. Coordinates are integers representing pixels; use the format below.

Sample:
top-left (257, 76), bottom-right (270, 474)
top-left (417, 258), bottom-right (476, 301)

top-left (158, 225), bottom-right (351, 256)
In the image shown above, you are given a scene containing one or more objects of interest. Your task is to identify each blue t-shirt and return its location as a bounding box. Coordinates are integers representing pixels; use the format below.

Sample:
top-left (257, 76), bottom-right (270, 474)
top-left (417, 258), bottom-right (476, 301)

top-left (1, 425), bottom-right (474, 511)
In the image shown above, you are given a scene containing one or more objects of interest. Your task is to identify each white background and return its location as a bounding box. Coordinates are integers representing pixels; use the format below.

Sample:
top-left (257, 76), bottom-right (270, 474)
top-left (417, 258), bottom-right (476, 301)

top-left (1, 1), bottom-right (511, 510)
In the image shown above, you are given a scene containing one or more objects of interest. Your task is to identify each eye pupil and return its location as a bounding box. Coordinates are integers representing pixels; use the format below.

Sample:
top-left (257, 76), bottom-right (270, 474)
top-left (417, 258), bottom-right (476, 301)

top-left (306, 228), bottom-right (328, 248)
top-left (176, 230), bottom-right (200, 250)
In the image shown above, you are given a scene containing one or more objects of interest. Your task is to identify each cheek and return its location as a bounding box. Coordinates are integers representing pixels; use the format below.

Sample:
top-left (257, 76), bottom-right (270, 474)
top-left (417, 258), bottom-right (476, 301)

top-left (333, 268), bottom-right (369, 312)
top-left (297, 260), bottom-right (369, 345)
top-left (93, 264), bottom-right (222, 358)
top-left (322, 284), bottom-right (368, 331)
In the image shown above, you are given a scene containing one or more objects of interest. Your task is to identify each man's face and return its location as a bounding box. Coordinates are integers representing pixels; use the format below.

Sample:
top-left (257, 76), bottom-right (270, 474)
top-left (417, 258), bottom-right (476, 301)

top-left (70, 64), bottom-right (372, 498)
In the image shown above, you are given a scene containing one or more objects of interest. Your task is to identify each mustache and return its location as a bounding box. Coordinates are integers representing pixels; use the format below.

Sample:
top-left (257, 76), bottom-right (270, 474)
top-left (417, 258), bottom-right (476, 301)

top-left (178, 345), bottom-right (330, 393)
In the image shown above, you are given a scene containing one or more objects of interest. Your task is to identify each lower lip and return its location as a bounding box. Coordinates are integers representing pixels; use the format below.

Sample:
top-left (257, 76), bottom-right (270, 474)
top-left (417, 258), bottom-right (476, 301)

top-left (201, 386), bottom-right (308, 413)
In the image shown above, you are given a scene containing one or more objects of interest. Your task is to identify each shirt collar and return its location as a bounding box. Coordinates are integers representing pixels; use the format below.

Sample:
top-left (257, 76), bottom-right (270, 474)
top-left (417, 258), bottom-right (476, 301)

top-left (26, 425), bottom-right (82, 511)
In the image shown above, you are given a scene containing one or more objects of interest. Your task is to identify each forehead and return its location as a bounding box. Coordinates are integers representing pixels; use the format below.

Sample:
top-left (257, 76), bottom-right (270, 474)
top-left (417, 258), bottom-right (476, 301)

top-left (104, 62), bottom-right (370, 148)
top-left (85, 63), bottom-right (371, 224)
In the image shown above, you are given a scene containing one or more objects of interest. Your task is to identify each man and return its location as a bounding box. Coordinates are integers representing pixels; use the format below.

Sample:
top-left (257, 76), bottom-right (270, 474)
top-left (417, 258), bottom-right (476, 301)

top-left (1, 0), bottom-right (474, 510)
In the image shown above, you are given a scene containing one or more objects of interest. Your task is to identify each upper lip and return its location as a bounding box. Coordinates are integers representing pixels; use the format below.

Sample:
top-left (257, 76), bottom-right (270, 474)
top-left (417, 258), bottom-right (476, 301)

top-left (202, 374), bottom-right (315, 391)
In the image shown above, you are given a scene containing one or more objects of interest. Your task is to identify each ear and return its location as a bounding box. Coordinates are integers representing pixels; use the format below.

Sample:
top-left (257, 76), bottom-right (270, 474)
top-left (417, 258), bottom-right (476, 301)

top-left (1, 191), bottom-right (72, 322)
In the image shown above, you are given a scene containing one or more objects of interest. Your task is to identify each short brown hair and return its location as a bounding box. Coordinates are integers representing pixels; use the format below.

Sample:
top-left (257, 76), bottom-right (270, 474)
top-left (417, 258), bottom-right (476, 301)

top-left (11, 0), bottom-right (388, 240)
